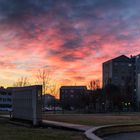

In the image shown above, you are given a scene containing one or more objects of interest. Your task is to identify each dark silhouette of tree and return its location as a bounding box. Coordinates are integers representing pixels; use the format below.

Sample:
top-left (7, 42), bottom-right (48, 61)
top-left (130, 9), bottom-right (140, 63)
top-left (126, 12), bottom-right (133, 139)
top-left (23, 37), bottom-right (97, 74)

top-left (49, 82), bottom-right (59, 113)
top-left (36, 69), bottom-right (51, 95)
top-left (88, 79), bottom-right (100, 90)
top-left (104, 84), bottom-right (122, 111)
top-left (36, 69), bottom-right (51, 108)
top-left (49, 82), bottom-right (59, 98)
top-left (13, 77), bottom-right (30, 87)
top-left (84, 80), bottom-right (102, 113)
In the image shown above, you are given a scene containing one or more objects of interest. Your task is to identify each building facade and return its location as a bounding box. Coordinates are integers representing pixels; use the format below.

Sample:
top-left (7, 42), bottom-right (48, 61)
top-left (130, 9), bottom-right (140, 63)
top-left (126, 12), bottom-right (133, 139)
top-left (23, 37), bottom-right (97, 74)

top-left (43, 94), bottom-right (55, 107)
top-left (60, 86), bottom-right (87, 110)
top-left (103, 55), bottom-right (133, 88)
top-left (0, 87), bottom-right (12, 111)
top-left (103, 54), bottom-right (140, 110)
top-left (131, 54), bottom-right (140, 108)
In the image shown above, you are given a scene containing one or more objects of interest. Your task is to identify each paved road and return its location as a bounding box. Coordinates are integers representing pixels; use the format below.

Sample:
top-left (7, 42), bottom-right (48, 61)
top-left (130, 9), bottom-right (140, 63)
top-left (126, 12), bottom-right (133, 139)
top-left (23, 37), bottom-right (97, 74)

top-left (103, 132), bottom-right (140, 140)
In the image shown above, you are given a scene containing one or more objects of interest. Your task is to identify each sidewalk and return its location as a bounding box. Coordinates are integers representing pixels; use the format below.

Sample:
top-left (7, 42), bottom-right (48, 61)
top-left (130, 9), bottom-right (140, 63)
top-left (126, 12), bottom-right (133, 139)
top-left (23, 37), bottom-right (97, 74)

top-left (43, 120), bottom-right (92, 132)
top-left (0, 114), bottom-right (10, 118)
top-left (42, 120), bottom-right (103, 140)
top-left (0, 115), bottom-right (92, 131)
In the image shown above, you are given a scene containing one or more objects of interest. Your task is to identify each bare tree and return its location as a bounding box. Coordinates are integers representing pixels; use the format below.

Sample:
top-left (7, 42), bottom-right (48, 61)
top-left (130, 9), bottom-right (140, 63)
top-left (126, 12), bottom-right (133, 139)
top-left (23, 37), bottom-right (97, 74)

top-left (36, 69), bottom-right (51, 94)
top-left (49, 82), bottom-right (58, 112)
top-left (13, 77), bottom-right (30, 87)
top-left (88, 79), bottom-right (100, 90)
top-left (49, 81), bottom-right (60, 98)
top-left (36, 69), bottom-right (52, 109)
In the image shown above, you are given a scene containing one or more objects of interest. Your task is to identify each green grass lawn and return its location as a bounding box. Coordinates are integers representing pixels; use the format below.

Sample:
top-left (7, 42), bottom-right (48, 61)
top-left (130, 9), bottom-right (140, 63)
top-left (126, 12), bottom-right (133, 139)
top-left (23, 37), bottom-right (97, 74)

top-left (0, 119), bottom-right (87, 140)
top-left (44, 113), bottom-right (140, 126)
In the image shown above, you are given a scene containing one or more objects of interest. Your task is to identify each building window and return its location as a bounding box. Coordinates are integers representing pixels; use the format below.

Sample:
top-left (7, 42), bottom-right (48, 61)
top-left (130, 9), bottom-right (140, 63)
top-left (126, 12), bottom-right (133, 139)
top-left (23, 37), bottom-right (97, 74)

top-left (121, 76), bottom-right (125, 80)
top-left (65, 90), bottom-right (67, 93)
top-left (114, 69), bottom-right (118, 73)
top-left (70, 95), bottom-right (74, 98)
top-left (70, 90), bottom-right (74, 93)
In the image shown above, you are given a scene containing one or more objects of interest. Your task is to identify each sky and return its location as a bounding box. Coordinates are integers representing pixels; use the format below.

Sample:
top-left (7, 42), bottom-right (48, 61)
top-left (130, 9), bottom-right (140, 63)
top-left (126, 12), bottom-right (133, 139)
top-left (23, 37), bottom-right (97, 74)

top-left (0, 0), bottom-right (140, 87)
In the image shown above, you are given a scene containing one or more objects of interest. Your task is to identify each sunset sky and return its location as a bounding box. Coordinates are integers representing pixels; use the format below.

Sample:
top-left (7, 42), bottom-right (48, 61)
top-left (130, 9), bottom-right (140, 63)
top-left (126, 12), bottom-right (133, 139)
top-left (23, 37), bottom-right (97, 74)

top-left (0, 0), bottom-right (140, 87)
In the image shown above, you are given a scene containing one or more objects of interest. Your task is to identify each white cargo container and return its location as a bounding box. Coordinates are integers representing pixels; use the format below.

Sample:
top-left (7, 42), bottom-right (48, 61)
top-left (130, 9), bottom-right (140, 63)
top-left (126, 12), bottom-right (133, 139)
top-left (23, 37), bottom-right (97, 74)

top-left (10, 85), bottom-right (42, 125)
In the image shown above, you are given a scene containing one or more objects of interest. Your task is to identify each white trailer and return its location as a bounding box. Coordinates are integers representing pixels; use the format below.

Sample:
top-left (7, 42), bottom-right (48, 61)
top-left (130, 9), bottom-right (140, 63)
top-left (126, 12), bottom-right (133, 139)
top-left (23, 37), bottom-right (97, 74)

top-left (10, 85), bottom-right (42, 125)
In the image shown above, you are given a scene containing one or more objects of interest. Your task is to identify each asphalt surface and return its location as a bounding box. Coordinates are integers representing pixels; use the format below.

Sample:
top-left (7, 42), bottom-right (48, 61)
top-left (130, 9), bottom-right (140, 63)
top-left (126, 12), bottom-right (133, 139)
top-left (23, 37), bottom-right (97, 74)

top-left (103, 132), bottom-right (140, 140)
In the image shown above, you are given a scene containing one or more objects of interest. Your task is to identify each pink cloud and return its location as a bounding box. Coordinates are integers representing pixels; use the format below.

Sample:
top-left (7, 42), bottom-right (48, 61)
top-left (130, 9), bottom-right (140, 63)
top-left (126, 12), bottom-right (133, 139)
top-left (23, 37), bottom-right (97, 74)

top-left (0, 0), bottom-right (140, 88)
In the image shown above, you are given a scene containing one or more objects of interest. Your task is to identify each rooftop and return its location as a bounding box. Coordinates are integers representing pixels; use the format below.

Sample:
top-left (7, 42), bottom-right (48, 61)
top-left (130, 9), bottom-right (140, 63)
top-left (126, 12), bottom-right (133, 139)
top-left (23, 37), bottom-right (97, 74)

top-left (60, 86), bottom-right (87, 90)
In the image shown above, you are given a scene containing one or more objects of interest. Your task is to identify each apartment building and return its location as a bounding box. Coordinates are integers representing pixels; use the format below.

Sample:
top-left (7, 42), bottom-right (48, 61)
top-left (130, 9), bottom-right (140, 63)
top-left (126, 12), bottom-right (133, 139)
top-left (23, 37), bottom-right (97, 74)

top-left (0, 87), bottom-right (12, 111)
top-left (103, 54), bottom-right (140, 109)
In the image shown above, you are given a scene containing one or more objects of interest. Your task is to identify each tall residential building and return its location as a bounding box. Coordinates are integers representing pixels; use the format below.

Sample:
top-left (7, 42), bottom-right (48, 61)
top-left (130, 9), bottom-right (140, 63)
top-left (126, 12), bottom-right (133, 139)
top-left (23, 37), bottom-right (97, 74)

top-left (103, 54), bottom-right (140, 109)
top-left (103, 55), bottom-right (133, 88)
top-left (131, 54), bottom-right (140, 107)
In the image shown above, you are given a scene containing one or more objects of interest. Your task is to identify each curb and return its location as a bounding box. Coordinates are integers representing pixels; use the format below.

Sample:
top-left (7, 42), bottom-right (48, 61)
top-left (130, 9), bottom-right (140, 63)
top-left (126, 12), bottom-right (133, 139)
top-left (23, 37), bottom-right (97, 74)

top-left (85, 127), bottom-right (103, 140)
top-left (42, 120), bottom-right (92, 132)
top-left (85, 123), bottom-right (140, 140)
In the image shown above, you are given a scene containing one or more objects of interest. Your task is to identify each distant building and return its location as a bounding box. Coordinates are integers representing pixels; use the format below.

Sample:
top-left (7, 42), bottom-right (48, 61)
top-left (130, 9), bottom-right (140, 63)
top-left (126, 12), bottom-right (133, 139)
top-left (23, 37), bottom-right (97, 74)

top-left (86, 89), bottom-right (104, 112)
top-left (60, 86), bottom-right (87, 110)
top-left (43, 94), bottom-right (55, 107)
top-left (0, 87), bottom-right (12, 111)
